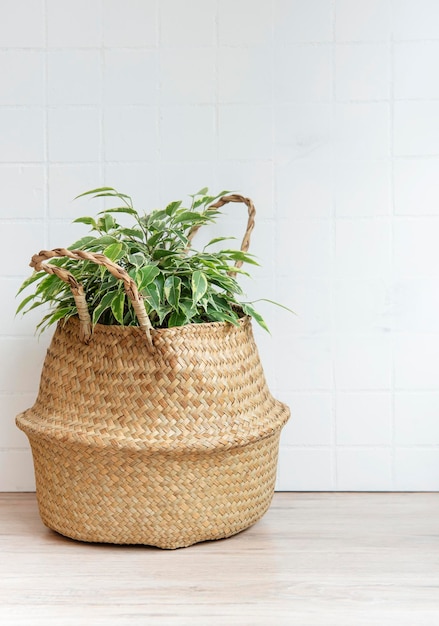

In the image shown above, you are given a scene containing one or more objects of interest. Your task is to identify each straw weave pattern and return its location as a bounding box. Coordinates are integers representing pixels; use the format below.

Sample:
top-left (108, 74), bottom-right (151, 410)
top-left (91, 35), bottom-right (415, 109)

top-left (17, 316), bottom-right (289, 549)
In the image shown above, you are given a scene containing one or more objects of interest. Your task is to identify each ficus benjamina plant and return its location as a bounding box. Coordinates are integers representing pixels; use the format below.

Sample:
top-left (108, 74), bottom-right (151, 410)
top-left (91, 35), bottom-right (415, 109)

top-left (17, 187), bottom-right (290, 334)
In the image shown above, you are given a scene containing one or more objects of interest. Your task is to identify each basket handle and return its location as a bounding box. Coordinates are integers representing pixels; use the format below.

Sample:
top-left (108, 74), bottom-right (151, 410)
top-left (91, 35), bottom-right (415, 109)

top-left (187, 194), bottom-right (256, 278)
top-left (30, 248), bottom-right (154, 350)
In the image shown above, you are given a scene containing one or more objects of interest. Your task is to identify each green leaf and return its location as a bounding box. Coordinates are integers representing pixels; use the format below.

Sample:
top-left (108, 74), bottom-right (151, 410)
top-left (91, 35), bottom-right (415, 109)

top-left (191, 270), bottom-right (208, 304)
top-left (20, 299), bottom-right (47, 314)
top-left (178, 298), bottom-right (196, 320)
top-left (156, 305), bottom-right (172, 325)
top-left (16, 271), bottom-right (44, 296)
top-left (104, 214), bottom-right (117, 232)
top-left (84, 235), bottom-right (118, 249)
top-left (209, 293), bottom-right (231, 311)
top-left (47, 307), bottom-right (74, 325)
top-left (189, 187), bottom-right (209, 197)
top-left (92, 291), bottom-right (118, 326)
top-left (35, 273), bottom-right (63, 296)
top-left (173, 211), bottom-right (207, 224)
top-left (136, 265), bottom-right (160, 291)
top-left (75, 187), bottom-right (133, 203)
top-left (250, 298), bottom-right (296, 315)
top-left (143, 281), bottom-right (161, 310)
top-left (148, 209), bottom-right (168, 222)
top-left (209, 274), bottom-right (243, 295)
top-left (97, 207), bottom-right (137, 216)
top-left (165, 201), bottom-right (182, 216)
top-left (164, 275), bottom-right (181, 308)
top-left (35, 307), bottom-right (76, 335)
top-left (168, 310), bottom-right (187, 327)
top-left (73, 216), bottom-right (98, 229)
top-left (147, 232), bottom-right (163, 248)
top-left (75, 187), bottom-right (117, 199)
top-left (240, 302), bottom-right (270, 333)
top-left (168, 229), bottom-right (189, 247)
top-left (16, 293), bottom-right (36, 315)
top-left (152, 248), bottom-right (180, 260)
top-left (103, 242), bottom-right (124, 262)
top-left (206, 309), bottom-right (240, 326)
top-left (222, 250), bottom-right (260, 266)
top-left (119, 227), bottom-right (144, 239)
top-left (128, 252), bottom-right (145, 268)
top-left (203, 236), bottom-right (236, 249)
top-left (67, 236), bottom-right (98, 250)
top-left (111, 291), bottom-right (126, 324)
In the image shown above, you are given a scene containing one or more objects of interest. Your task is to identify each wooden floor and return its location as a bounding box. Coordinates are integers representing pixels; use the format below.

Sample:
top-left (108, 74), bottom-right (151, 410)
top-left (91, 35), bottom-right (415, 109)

top-left (1, 493), bottom-right (439, 626)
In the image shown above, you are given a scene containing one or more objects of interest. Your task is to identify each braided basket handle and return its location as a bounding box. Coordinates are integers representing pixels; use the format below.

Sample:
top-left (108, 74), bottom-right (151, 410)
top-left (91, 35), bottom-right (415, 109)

top-left (30, 249), bottom-right (154, 350)
top-left (187, 194), bottom-right (256, 278)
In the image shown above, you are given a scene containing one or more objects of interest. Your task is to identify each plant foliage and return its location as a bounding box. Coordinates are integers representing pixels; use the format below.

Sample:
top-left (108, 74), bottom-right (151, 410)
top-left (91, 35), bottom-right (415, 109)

top-left (17, 187), bottom-right (282, 334)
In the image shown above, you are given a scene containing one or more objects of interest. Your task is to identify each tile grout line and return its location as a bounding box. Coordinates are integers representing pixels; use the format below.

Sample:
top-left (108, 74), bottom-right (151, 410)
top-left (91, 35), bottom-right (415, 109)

top-left (99, 0), bottom-right (105, 188)
top-left (214, 0), bottom-right (220, 190)
top-left (156, 0), bottom-right (162, 203)
top-left (330, 0), bottom-right (337, 492)
top-left (389, 0), bottom-right (397, 491)
top-left (43, 0), bottom-right (49, 247)
top-left (270, 0), bottom-right (280, 489)
top-left (270, 0), bottom-right (277, 392)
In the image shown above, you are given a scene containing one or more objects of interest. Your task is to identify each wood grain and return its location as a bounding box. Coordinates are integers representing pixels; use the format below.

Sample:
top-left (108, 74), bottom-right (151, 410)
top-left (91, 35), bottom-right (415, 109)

top-left (1, 493), bottom-right (439, 625)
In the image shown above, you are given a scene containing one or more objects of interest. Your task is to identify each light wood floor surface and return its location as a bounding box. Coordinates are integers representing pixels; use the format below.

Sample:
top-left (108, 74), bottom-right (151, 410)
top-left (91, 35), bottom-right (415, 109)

top-left (1, 492), bottom-right (438, 625)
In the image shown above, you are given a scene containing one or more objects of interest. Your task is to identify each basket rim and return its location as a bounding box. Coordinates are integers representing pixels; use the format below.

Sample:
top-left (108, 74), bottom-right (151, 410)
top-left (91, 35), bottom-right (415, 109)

top-left (62, 312), bottom-right (252, 337)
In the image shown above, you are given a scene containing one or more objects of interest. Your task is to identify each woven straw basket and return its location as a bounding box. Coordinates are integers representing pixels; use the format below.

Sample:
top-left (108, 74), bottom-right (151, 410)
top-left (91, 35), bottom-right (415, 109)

top-left (16, 195), bottom-right (290, 549)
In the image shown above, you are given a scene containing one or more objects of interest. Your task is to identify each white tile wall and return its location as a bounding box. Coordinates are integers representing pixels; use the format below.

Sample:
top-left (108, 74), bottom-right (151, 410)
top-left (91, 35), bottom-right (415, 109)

top-left (335, 44), bottom-right (390, 101)
top-left (219, 0), bottom-right (273, 46)
top-left (161, 49), bottom-right (215, 105)
top-left (336, 448), bottom-right (393, 491)
top-left (335, 219), bottom-right (391, 279)
top-left (220, 47), bottom-right (272, 105)
top-left (0, 109), bottom-right (45, 163)
top-left (281, 393), bottom-right (333, 445)
top-left (218, 105), bottom-right (273, 160)
top-left (160, 105), bottom-right (215, 161)
top-left (394, 159), bottom-right (439, 215)
top-left (335, 0), bottom-right (391, 42)
top-left (334, 103), bottom-right (390, 159)
top-left (103, 0), bottom-right (157, 48)
top-left (274, 0), bottom-right (333, 43)
top-left (161, 0), bottom-right (216, 47)
top-left (335, 159), bottom-right (390, 216)
top-left (0, 51), bottom-right (45, 106)
top-left (104, 106), bottom-right (159, 161)
top-left (336, 392), bottom-right (392, 445)
top-left (0, 166), bottom-right (45, 218)
top-left (392, 0), bottom-right (439, 40)
top-left (395, 393), bottom-right (439, 445)
top-left (334, 334), bottom-right (392, 391)
top-left (46, 0), bottom-right (101, 48)
top-left (0, 0), bottom-right (45, 48)
top-left (1, 0), bottom-right (439, 491)
top-left (48, 108), bottom-right (101, 162)
top-left (394, 42), bottom-right (439, 100)
top-left (394, 219), bottom-right (439, 277)
top-left (275, 103), bottom-right (332, 161)
top-left (277, 160), bottom-right (333, 218)
top-left (394, 101), bottom-right (439, 156)
top-left (48, 51), bottom-right (101, 106)
top-left (274, 44), bottom-right (333, 103)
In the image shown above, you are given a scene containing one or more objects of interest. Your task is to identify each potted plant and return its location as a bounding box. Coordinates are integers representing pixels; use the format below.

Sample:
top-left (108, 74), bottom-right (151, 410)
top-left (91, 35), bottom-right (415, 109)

top-left (16, 187), bottom-right (290, 549)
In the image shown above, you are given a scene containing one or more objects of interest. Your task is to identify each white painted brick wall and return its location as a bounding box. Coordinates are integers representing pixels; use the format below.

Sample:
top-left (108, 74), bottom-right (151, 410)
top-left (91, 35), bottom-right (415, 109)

top-left (1, 0), bottom-right (439, 492)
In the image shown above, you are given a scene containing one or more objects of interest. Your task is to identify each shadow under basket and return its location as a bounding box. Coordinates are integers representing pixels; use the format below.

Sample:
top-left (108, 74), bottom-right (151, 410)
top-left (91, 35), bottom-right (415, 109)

top-left (16, 316), bottom-right (290, 549)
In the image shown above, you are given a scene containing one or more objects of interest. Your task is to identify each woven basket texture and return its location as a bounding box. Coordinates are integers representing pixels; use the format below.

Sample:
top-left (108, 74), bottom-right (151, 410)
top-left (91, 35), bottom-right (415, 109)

top-left (17, 315), bottom-right (290, 549)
